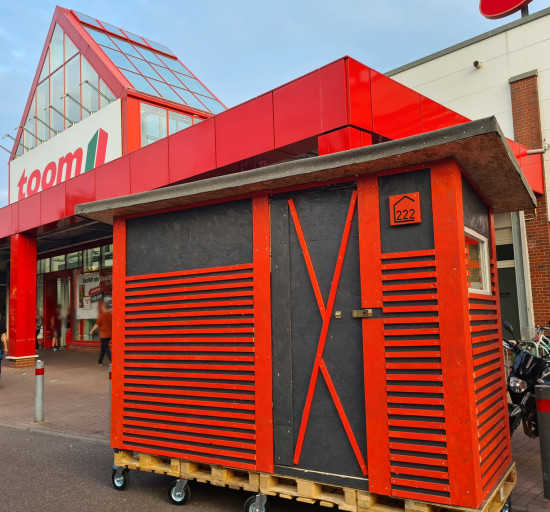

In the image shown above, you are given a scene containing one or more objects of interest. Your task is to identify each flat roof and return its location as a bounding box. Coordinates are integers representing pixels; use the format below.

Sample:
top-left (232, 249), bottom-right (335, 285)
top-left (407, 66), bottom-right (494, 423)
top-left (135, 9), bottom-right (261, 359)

top-left (386, 7), bottom-right (550, 76)
top-left (76, 116), bottom-right (536, 224)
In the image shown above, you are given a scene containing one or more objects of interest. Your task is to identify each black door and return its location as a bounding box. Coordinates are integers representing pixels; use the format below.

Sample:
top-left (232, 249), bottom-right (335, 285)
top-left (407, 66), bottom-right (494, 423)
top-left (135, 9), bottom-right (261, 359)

top-left (271, 185), bottom-right (367, 487)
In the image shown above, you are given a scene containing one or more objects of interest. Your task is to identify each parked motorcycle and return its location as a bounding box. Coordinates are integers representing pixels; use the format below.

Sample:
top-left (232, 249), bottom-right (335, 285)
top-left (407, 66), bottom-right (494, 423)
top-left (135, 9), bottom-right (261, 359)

top-left (502, 320), bottom-right (550, 438)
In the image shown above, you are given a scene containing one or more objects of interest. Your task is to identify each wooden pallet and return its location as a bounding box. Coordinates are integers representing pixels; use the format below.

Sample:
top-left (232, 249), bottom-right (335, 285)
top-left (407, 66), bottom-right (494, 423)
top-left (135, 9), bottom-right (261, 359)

top-left (113, 451), bottom-right (516, 512)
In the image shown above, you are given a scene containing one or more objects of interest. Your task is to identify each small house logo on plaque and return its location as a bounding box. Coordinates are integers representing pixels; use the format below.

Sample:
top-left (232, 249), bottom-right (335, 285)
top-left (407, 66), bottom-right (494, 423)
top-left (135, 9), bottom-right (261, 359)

top-left (389, 193), bottom-right (421, 226)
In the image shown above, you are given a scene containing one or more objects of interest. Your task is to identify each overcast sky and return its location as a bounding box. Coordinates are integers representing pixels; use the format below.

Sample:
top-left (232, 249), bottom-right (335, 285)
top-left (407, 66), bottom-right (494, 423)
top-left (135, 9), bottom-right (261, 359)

top-left (0, 0), bottom-right (548, 207)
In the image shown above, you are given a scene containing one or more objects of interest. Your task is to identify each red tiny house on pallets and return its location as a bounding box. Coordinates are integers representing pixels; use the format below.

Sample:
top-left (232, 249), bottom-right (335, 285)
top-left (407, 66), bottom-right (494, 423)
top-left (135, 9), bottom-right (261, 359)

top-left (78, 116), bottom-right (528, 512)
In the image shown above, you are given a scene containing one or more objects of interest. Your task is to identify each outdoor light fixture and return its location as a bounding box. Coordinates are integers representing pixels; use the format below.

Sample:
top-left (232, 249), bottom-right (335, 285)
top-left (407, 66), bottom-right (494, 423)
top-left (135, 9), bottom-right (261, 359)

top-left (80, 80), bottom-right (114, 103)
top-left (28, 115), bottom-right (60, 135)
top-left (473, 60), bottom-right (482, 69)
top-left (17, 125), bottom-right (45, 144)
top-left (63, 93), bottom-right (94, 115)
top-left (44, 105), bottom-right (76, 126)
top-left (2, 133), bottom-right (30, 152)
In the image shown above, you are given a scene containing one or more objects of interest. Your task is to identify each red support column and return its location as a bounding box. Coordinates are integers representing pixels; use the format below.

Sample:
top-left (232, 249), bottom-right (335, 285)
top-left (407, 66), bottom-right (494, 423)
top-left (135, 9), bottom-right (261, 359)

top-left (8, 234), bottom-right (37, 368)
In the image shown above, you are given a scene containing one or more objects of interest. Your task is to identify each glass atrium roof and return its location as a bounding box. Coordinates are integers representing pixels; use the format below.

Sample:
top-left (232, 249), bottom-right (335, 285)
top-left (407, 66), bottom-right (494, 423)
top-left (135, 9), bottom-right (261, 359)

top-left (73, 10), bottom-right (225, 114)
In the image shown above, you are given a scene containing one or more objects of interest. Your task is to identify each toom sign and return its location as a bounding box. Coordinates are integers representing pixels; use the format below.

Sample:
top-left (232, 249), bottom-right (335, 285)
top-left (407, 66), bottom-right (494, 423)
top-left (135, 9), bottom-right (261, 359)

top-left (480, 0), bottom-right (533, 19)
top-left (9, 99), bottom-right (122, 204)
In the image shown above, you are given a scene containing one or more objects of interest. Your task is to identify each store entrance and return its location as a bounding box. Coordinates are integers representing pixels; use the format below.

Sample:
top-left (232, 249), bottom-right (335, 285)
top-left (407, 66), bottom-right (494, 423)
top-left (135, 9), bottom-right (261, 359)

top-left (42, 272), bottom-right (72, 350)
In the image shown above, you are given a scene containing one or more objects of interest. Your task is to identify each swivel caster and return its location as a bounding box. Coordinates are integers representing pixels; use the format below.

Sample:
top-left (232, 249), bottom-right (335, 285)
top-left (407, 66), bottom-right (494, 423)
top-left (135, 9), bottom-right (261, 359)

top-left (111, 466), bottom-right (129, 491)
top-left (168, 479), bottom-right (191, 505)
top-left (244, 494), bottom-right (270, 512)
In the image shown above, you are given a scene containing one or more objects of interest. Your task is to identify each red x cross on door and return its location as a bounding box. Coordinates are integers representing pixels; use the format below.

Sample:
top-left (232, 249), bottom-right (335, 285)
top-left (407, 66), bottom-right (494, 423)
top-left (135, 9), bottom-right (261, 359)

top-left (288, 190), bottom-right (367, 476)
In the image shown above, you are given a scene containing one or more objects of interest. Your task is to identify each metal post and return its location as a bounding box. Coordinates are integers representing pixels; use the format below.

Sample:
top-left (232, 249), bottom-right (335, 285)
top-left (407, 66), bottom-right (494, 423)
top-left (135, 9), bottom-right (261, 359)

top-left (35, 360), bottom-right (44, 422)
top-left (535, 385), bottom-right (550, 499)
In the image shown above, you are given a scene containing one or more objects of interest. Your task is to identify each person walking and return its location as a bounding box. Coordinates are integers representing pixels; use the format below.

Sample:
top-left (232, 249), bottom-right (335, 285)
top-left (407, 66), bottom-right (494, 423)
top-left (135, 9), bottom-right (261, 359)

top-left (35, 311), bottom-right (43, 351)
top-left (50, 305), bottom-right (62, 351)
top-left (0, 312), bottom-right (7, 380)
top-left (90, 298), bottom-right (112, 366)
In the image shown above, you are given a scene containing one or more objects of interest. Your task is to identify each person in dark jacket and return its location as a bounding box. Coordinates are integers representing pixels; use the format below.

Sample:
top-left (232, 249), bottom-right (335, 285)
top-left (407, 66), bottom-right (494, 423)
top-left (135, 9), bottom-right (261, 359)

top-left (0, 312), bottom-right (7, 380)
top-left (90, 298), bottom-right (112, 366)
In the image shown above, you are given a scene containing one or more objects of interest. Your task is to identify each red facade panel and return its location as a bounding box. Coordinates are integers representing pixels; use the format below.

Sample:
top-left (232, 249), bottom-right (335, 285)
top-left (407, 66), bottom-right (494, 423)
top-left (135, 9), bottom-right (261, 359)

top-left (215, 93), bottom-right (275, 168)
top-left (420, 97), bottom-right (469, 133)
top-left (319, 59), bottom-right (349, 132)
top-left (0, 207), bottom-right (11, 239)
top-left (95, 156), bottom-right (131, 201)
top-left (129, 138), bottom-right (169, 195)
top-left (18, 195), bottom-right (41, 233)
top-left (168, 118), bottom-right (217, 183)
top-left (318, 126), bottom-right (363, 156)
top-left (65, 171), bottom-right (96, 216)
top-left (371, 70), bottom-right (422, 140)
top-left (40, 183), bottom-right (67, 226)
top-left (348, 58), bottom-right (373, 132)
top-left (273, 71), bottom-right (323, 148)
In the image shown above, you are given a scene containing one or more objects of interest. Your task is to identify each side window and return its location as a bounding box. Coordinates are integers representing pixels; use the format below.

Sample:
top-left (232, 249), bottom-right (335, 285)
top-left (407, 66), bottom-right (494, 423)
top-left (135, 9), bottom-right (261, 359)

top-left (465, 228), bottom-right (490, 294)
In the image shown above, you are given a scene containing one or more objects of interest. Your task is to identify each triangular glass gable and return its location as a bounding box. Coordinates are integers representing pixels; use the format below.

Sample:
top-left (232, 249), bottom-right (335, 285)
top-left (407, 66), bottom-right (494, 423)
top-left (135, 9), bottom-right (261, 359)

top-left (19, 24), bottom-right (116, 155)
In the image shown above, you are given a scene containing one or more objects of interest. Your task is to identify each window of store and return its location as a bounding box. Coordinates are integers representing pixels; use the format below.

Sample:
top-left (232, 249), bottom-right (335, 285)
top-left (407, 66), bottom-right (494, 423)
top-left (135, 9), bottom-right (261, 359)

top-left (51, 255), bottom-right (66, 272)
top-left (465, 228), bottom-right (490, 294)
top-left (101, 244), bottom-right (113, 268)
top-left (66, 251), bottom-right (83, 269)
top-left (83, 247), bottom-right (101, 272)
top-left (140, 101), bottom-right (195, 147)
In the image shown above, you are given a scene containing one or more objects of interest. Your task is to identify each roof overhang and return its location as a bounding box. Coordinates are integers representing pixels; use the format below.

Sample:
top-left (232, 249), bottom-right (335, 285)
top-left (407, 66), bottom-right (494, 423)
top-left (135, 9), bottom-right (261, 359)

top-left (76, 116), bottom-right (536, 224)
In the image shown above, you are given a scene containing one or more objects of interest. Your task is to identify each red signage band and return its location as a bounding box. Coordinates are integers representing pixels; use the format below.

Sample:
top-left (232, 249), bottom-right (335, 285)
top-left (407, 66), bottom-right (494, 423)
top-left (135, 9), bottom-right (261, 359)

top-left (536, 398), bottom-right (550, 413)
top-left (480, 0), bottom-right (533, 19)
top-left (35, 368), bottom-right (44, 376)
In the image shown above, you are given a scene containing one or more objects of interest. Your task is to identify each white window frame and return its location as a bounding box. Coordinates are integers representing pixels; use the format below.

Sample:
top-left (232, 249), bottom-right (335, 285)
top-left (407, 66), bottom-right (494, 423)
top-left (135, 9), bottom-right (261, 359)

top-left (465, 227), bottom-right (491, 295)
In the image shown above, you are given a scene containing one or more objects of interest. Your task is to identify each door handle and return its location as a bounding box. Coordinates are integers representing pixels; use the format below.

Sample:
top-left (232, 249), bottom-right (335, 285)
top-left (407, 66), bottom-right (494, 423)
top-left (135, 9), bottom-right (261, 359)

top-left (352, 309), bottom-right (373, 319)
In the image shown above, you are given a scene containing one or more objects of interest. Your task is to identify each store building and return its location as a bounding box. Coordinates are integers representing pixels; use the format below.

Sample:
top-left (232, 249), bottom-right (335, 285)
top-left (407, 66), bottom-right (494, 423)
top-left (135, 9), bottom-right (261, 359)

top-left (388, 6), bottom-right (550, 339)
top-left (0, 6), bottom-right (542, 367)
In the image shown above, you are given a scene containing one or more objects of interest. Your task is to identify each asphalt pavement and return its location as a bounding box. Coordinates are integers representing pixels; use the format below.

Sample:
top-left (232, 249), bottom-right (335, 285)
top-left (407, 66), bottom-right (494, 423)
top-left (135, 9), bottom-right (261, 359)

top-left (0, 424), bottom-right (320, 512)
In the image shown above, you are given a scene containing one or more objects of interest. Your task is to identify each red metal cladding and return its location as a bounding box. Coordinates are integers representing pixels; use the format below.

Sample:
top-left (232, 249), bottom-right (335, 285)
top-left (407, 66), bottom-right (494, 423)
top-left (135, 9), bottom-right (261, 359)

top-left (420, 97), bottom-right (469, 133)
top-left (95, 155), bottom-right (131, 201)
top-left (17, 195), bottom-right (41, 233)
top-left (318, 126), bottom-right (363, 156)
top-left (348, 58), bottom-right (373, 132)
top-left (129, 137), bottom-right (169, 194)
top-left (215, 93), bottom-right (275, 168)
top-left (168, 117), bottom-right (216, 184)
top-left (40, 181), bottom-right (67, 225)
top-left (370, 70), bottom-right (422, 140)
top-left (65, 171), bottom-right (96, 217)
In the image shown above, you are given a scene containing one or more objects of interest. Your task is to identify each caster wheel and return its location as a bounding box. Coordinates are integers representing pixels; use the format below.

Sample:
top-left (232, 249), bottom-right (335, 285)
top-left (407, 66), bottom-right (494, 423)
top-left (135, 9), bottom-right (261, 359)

top-left (111, 467), bottom-right (129, 491)
top-left (501, 497), bottom-right (512, 512)
top-left (168, 480), bottom-right (191, 505)
top-left (244, 495), bottom-right (270, 512)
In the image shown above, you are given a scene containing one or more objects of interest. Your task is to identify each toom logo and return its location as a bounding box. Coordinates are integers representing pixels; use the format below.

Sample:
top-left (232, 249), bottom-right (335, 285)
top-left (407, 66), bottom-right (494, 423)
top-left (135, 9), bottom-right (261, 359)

top-left (480, 0), bottom-right (533, 19)
top-left (17, 129), bottom-right (108, 200)
top-left (9, 98), bottom-right (122, 204)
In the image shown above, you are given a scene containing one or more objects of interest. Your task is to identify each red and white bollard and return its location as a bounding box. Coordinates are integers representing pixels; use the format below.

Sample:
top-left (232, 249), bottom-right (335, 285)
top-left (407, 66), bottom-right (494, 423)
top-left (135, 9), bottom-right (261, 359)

top-left (35, 360), bottom-right (44, 422)
top-left (536, 385), bottom-right (550, 499)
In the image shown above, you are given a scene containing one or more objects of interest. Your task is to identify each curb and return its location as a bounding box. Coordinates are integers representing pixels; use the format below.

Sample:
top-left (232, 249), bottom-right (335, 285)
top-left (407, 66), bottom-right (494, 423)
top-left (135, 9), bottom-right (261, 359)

top-left (0, 421), bottom-right (110, 445)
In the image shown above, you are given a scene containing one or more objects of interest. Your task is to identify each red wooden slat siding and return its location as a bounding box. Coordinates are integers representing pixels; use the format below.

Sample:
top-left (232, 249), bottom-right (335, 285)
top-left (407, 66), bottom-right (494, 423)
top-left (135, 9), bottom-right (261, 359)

top-left (120, 263), bottom-right (258, 471)
top-left (468, 213), bottom-right (512, 493)
top-left (381, 249), bottom-right (452, 505)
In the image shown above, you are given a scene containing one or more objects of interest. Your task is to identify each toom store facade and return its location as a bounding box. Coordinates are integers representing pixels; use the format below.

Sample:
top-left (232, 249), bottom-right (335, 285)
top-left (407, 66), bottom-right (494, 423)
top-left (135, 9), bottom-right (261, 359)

top-left (0, 6), bottom-right (543, 371)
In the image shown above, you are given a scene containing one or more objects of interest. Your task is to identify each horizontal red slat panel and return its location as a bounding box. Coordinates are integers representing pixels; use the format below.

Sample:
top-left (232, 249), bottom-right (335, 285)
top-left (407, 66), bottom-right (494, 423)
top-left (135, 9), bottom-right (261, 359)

top-left (126, 300), bottom-right (254, 312)
top-left (389, 431), bottom-right (446, 443)
top-left (124, 378), bottom-right (255, 391)
top-left (385, 351), bottom-right (441, 359)
top-left (387, 408), bottom-right (444, 418)
top-left (125, 354), bottom-right (254, 362)
top-left (120, 442), bottom-right (257, 471)
top-left (390, 477), bottom-right (449, 492)
top-left (381, 250), bottom-right (435, 259)
top-left (126, 290), bottom-right (254, 304)
top-left (123, 427), bottom-right (256, 450)
top-left (381, 261), bottom-right (436, 270)
top-left (386, 374), bottom-right (442, 382)
top-left (127, 346), bottom-right (254, 353)
top-left (383, 283), bottom-right (437, 292)
top-left (124, 370), bottom-right (255, 381)
top-left (125, 402), bottom-right (255, 420)
top-left (389, 453), bottom-right (448, 467)
top-left (386, 385), bottom-right (444, 394)
top-left (125, 264), bottom-right (253, 282)
top-left (125, 386), bottom-right (254, 402)
top-left (123, 435), bottom-right (256, 461)
top-left (468, 292), bottom-right (497, 303)
top-left (124, 410), bottom-right (255, 431)
top-left (124, 337), bottom-right (254, 344)
top-left (126, 272), bottom-right (254, 290)
top-left (125, 318), bottom-right (253, 327)
top-left (382, 272), bottom-right (436, 281)
top-left (124, 394), bottom-right (255, 410)
top-left (124, 328), bottom-right (254, 335)
top-left (384, 329), bottom-right (440, 336)
top-left (383, 294), bottom-right (437, 302)
top-left (391, 488), bottom-right (451, 505)
top-left (387, 396), bottom-right (444, 406)
top-left (126, 281), bottom-right (253, 297)
top-left (384, 339), bottom-right (441, 347)
top-left (387, 419), bottom-right (446, 430)
top-left (389, 442), bottom-right (447, 455)
top-left (390, 464), bottom-right (448, 480)
top-left (383, 305), bottom-right (439, 313)
top-left (124, 362), bottom-right (253, 371)
top-left (385, 362), bottom-right (442, 370)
